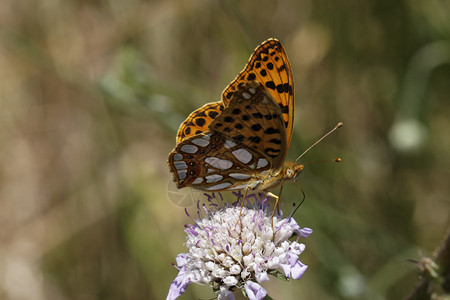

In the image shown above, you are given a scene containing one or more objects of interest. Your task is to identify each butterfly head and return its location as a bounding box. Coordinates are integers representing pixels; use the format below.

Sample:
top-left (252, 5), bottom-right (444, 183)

top-left (283, 161), bottom-right (304, 181)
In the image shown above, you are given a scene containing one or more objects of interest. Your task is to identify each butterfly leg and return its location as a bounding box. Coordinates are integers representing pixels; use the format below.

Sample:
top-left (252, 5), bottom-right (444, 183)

top-left (267, 185), bottom-right (284, 237)
top-left (234, 185), bottom-right (251, 230)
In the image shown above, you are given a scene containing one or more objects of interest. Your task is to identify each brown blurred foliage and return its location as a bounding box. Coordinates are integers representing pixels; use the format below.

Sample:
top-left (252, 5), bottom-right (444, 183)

top-left (0, 0), bottom-right (449, 299)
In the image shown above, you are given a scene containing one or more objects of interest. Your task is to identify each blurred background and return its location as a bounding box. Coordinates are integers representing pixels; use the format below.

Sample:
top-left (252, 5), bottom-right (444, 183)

top-left (1, 0), bottom-right (449, 299)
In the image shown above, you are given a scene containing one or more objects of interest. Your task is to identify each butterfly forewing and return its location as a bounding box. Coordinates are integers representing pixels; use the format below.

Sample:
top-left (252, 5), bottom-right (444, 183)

top-left (211, 81), bottom-right (287, 170)
top-left (221, 39), bottom-right (294, 149)
top-left (175, 39), bottom-right (294, 147)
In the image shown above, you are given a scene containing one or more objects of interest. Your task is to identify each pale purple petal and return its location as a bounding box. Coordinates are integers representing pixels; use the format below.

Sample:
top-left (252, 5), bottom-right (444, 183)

top-left (218, 287), bottom-right (235, 300)
top-left (286, 252), bottom-right (298, 266)
top-left (168, 192), bottom-right (312, 299)
top-left (175, 253), bottom-right (187, 267)
top-left (280, 263), bottom-right (291, 278)
top-left (256, 270), bottom-right (269, 283)
top-left (298, 227), bottom-right (313, 238)
top-left (167, 269), bottom-right (190, 300)
top-left (290, 261), bottom-right (308, 279)
top-left (288, 218), bottom-right (312, 238)
top-left (244, 281), bottom-right (267, 300)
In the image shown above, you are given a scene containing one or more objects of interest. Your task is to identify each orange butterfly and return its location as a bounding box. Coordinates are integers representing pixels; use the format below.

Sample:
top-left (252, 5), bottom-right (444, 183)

top-left (168, 39), bottom-right (335, 198)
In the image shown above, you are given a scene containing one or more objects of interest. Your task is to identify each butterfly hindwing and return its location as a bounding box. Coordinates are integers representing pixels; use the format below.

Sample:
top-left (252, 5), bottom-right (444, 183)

top-left (168, 131), bottom-right (272, 191)
top-left (176, 102), bottom-right (224, 143)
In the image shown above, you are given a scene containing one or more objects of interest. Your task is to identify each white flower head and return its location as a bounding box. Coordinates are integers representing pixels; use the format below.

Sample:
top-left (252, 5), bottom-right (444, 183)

top-left (167, 192), bottom-right (312, 300)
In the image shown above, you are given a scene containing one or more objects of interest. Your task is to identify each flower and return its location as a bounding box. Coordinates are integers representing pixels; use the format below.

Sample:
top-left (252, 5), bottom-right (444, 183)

top-left (167, 192), bottom-right (312, 300)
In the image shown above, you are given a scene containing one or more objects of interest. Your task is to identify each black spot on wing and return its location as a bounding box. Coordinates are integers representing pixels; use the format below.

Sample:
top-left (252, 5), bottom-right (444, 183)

top-left (208, 111), bottom-right (219, 119)
top-left (278, 64), bottom-right (286, 72)
top-left (233, 135), bottom-right (244, 142)
top-left (248, 136), bottom-right (261, 143)
top-left (269, 138), bottom-right (281, 145)
top-left (195, 117), bottom-right (206, 126)
top-left (264, 127), bottom-right (280, 134)
top-left (265, 81), bottom-right (276, 90)
top-left (251, 124), bottom-right (262, 131)
top-left (224, 116), bottom-right (235, 123)
top-left (276, 84), bottom-right (285, 93)
top-left (264, 147), bottom-right (281, 158)
top-left (279, 104), bottom-right (289, 114)
top-left (247, 73), bottom-right (256, 80)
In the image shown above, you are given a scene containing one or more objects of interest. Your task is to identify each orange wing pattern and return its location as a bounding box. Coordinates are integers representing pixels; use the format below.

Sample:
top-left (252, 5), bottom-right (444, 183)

top-left (169, 39), bottom-right (298, 193)
top-left (176, 102), bottom-right (224, 144)
top-left (168, 82), bottom-right (284, 191)
top-left (211, 81), bottom-right (287, 170)
top-left (175, 39), bottom-right (294, 147)
top-left (221, 39), bottom-right (294, 149)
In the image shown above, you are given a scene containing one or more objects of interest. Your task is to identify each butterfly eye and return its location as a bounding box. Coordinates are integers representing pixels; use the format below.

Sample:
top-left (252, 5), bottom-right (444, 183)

top-left (286, 169), bottom-right (294, 177)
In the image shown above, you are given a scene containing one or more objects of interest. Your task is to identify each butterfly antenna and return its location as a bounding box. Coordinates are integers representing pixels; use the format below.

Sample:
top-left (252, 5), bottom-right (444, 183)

top-left (295, 122), bottom-right (343, 163)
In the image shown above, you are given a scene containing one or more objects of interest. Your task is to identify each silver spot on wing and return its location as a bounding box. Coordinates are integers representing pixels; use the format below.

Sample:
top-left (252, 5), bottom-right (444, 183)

top-left (178, 170), bottom-right (187, 180)
top-left (180, 144), bottom-right (198, 154)
top-left (229, 173), bottom-right (251, 179)
top-left (224, 139), bottom-right (236, 149)
top-left (229, 184), bottom-right (248, 190)
top-left (174, 161), bottom-right (187, 170)
top-left (205, 174), bottom-right (223, 183)
top-left (191, 138), bottom-right (209, 147)
top-left (256, 158), bottom-right (268, 168)
top-left (173, 153), bottom-right (183, 161)
top-left (192, 177), bottom-right (203, 184)
top-left (205, 157), bottom-right (233, 170)
top-left (232, 148), bottom-right (252, 164)
top-left (203, 182), bottom-right (232, 190)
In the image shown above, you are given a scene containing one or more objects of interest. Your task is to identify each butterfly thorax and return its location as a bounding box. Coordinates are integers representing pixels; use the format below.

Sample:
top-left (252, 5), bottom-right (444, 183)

top-left (255, 161), bottom-right (304, 191)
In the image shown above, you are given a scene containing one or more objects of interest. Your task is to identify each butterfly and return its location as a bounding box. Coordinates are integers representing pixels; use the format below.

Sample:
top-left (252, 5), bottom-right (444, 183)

top-left (168, 39), bottom-right (303, 195)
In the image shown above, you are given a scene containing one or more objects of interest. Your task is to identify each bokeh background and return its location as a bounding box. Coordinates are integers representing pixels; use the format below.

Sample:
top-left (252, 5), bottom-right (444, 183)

top-left (1, 0), bottom-right (449, 299)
